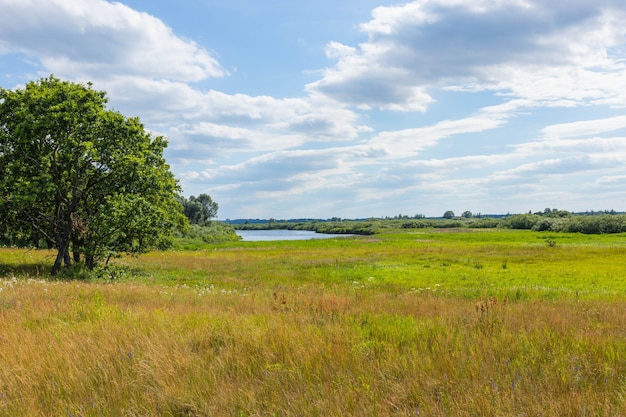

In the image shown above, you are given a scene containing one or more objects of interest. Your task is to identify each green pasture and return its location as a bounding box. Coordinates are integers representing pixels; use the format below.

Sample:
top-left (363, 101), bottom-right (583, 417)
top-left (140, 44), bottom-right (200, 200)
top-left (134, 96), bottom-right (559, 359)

top-left (138, 229), bottom-right (626, 299)
top-left (3, 228), bottom-right (624, 300)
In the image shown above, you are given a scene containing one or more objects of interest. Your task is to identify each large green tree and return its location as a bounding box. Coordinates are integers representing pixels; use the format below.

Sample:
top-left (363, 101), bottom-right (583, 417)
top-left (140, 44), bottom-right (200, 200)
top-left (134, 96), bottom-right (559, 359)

top-left (0, 76), bottom-right (186, 274)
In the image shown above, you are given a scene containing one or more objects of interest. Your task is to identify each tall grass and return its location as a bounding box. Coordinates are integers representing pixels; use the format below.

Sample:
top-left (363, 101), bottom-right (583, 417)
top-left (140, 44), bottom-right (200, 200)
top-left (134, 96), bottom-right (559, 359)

top-left (0, 229), bottom-right (625, 415)
top-left (1, 279), bottom-right (625, 416)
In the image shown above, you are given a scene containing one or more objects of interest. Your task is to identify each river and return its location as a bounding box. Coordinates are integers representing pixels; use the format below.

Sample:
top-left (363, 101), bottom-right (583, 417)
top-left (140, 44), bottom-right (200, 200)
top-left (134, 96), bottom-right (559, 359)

top-left (235, 229), bottom-right (355, 241)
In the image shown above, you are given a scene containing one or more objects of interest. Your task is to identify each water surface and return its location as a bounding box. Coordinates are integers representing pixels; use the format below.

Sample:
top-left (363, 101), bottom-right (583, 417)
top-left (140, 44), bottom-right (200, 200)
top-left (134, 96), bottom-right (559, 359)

top-left (236, 229), bottom-right (354, 241)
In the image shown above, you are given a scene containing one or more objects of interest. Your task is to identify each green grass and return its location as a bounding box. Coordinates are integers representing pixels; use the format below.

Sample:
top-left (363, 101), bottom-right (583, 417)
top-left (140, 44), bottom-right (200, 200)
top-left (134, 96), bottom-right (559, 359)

top-left (0, 228), bottom-right (626, 415)
top-left (118, 229), bottom-right (626, 299)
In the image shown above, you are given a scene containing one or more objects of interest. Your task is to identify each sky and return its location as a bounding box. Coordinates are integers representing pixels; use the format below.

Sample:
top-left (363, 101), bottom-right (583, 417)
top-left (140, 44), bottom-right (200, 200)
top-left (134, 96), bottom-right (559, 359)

top-left (1, 0), bottom-right (626, 219)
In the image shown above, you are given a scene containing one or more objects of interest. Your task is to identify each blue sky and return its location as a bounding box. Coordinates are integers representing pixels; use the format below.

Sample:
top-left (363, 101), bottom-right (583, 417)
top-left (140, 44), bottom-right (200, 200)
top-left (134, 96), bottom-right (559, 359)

top-left (2, 0), bottom-right (626, 219)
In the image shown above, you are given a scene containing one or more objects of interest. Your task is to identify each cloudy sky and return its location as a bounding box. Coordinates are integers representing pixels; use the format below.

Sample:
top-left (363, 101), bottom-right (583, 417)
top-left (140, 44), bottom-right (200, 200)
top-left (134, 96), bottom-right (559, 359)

top-left (2, 0), bottom-right (626, 219)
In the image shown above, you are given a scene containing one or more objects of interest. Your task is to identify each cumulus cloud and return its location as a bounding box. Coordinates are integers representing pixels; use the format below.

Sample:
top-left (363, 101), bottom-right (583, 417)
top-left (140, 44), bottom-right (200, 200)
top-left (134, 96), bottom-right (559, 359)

top-left (161, 92), bottom-right (371, 164)
top-left (0, 0), bottom-right (226, 81)
top-left (0, 0), bottom-right (372, 179)
top-left (325, 41), bottom-right (357, 59)
top-left (0, 0), bottom-right (370, 153)
top-left (308, 0), bottom-right (626, 111)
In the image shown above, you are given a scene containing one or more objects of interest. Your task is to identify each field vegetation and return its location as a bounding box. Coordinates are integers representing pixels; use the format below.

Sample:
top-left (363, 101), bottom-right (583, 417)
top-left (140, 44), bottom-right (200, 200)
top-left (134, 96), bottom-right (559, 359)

top-left (233, 211), bottom-right (626, 236)
top-left (1, 228), bottom-right (626, 416)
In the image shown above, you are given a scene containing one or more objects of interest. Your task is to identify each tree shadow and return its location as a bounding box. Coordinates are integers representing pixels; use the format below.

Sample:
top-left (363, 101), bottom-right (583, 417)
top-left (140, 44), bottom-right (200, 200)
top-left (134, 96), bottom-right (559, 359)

top-left (0, 253), bottom-right (145, 280)
top-left (0, 262), bottom-right (50, 278)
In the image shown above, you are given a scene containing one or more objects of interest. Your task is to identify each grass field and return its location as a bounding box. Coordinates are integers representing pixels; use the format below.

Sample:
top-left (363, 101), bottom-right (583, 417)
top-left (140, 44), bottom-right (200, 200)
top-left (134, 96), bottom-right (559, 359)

top-left (0, 229), bottom-right (625, 416)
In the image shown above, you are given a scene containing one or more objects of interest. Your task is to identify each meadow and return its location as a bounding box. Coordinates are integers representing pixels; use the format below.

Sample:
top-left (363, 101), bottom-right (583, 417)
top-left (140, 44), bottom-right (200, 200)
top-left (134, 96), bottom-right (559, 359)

top-left (0, 228), bottom-right (625, 416)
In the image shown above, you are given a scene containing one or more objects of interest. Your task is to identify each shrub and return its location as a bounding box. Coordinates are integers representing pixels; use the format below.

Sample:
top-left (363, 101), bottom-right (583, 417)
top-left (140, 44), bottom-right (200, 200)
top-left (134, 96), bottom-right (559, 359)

top-left (564, 214), bottom-right (626, 234)
top-left (401, 221), bottom-right (428, 229)
top-left (504, 214), bottom-right (542, 230)
top-left (175, 222), bottom-right (240, 248)
top-left (467, 218), bottom-right (501, 228)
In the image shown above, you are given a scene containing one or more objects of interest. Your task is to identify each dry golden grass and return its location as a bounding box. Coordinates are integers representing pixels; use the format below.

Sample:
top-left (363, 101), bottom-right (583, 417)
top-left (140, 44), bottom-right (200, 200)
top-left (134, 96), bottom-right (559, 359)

top-left (0, 275), bottom-right (625, 416)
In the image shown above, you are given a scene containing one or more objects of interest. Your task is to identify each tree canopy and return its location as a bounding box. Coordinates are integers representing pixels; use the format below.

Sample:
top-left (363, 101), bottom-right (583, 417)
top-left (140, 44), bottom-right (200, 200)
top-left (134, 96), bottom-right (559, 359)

top-left (178, 194), bottom-right (219, 225)
top-left (0, 76), bottom-right (186, 274)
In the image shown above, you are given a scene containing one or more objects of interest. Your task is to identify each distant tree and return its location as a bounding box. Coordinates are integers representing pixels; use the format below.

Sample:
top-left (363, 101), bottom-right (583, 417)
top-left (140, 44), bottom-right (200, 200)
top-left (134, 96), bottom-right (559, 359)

top-left (195, 194), bottom-right (218, 221)
top-left (461, 210), bottom-right (473, 219)
top-left (443, 210), bottom-right (455, 219)
top-left (179, 196), bottom-right (203, 224)
top-left (0, 76), bottom-right (186, 274)
top-left (179, 194), bottom-right (219, 225)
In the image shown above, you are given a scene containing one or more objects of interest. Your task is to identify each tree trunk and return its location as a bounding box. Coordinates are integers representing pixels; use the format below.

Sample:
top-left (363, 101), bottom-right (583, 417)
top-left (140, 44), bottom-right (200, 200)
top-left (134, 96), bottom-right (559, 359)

top-left (64, 247), bottom-right (72, 268)
top-left (86, 254), bottom-right (95, 270)
top-left (51, 237), bottom-right (71, 275)
top-left (51, 248), bottom-right (64, 276)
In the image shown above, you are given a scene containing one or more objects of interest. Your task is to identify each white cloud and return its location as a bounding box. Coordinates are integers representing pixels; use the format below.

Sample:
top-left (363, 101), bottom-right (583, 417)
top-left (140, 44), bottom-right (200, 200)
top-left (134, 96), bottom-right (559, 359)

top-left (360, 2), bottom-right (437, 35)
top-left (491, 146), bottom-right (626, 182)
top-left (308, 0), bottom-right (626, 111)
top-left (158, 90), bottom-right (370, 164)
top-left (0, 0), bottom-right (226, 81)
top-left (368, 108), bottom-right (511, 157)
top-left (514, 136), bottom-right (626, 156)
top-left (539, 115), bottom-right (626, 139)
top-left (324, 41), bottom-right (357, 59)
top-left (595, 175), bottom-right (626, 186)
top-left (0, 0), bottom-right (373, 188)
top-left (182, 144), bottom-right (387, 183)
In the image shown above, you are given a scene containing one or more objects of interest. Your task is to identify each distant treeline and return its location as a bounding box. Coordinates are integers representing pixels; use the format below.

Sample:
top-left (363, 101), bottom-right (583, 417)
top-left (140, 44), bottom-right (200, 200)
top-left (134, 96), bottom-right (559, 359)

top-left (500, 213), bottom-right (626, 234)
top-left (231, 212), bottom-right (626, 235)
top-left (232, 219), bottom-right (381, 235)
top-left (232, 217), bottom-right (499, 235)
